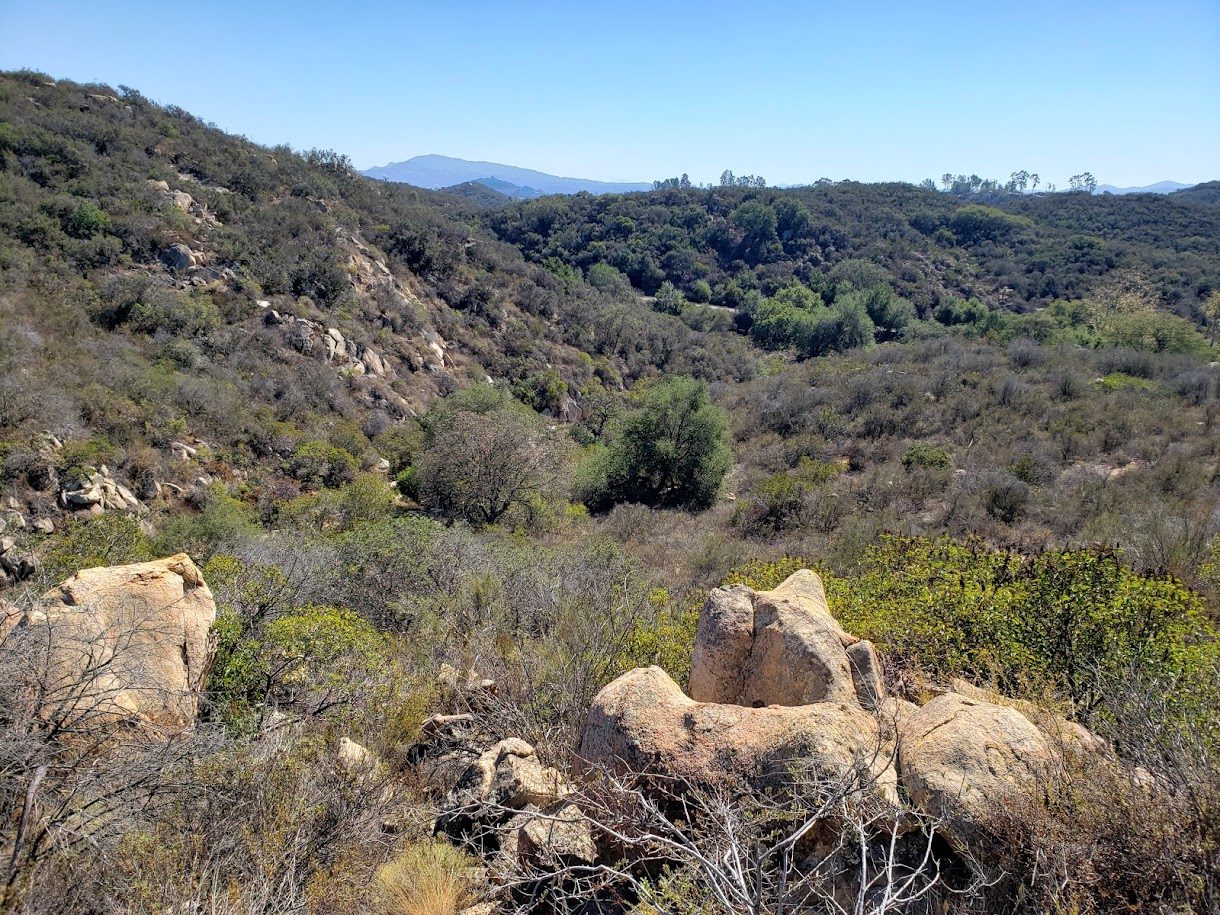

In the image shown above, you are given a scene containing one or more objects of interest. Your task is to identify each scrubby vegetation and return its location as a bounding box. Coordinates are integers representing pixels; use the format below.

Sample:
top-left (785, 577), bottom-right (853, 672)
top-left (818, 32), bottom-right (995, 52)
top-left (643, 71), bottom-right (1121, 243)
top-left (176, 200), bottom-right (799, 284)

top-left (1, 69), bottom-right (1219, 914)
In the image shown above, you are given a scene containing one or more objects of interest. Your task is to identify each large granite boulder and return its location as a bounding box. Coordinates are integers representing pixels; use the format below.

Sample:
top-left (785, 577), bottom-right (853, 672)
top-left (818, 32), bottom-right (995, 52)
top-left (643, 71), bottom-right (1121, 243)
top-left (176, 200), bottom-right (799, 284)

top-left (898, 693), bottom-right (1059, 848)
top-left (578, 665), bottom-right (899, 804)
top-left (690, 570), bottom-right (884, 709)
top-left (2, 554), bottom-right (216, 732)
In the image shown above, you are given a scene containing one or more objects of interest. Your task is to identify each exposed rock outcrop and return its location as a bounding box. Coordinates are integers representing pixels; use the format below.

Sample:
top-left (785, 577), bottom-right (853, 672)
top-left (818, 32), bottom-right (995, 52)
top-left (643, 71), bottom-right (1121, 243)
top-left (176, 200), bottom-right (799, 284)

top-left (578, 665), bottom-right (900, 804)
top-left (689, 570), bottom-right (884, 709)
top-left (1, 554), bottom-right (216, 732)
top-left (435, 738), bottom-right (573, 844)
top-left (898, 692), bottom-right (1057, 849)
top-left (577, 568), bottom-right (1096, 865)
top-left (60, 464), bottom-right (144, 514)
top-left (161, 243), bottom-right (199, 271)
top-left (264, 309), bottom-right (396, 380)
top-left (513, 801), bottom-right (597, 868)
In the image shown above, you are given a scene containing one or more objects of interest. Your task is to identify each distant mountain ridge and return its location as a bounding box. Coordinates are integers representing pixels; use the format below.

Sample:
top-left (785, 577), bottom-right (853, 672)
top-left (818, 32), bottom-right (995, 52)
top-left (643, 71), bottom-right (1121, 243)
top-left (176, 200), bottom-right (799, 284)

top-left (470, 176), bottom-right (544, 199)
top-left (1094, 181), bottom-right (1194, 195)
top-left (363, 154), bottom-right (652, 196)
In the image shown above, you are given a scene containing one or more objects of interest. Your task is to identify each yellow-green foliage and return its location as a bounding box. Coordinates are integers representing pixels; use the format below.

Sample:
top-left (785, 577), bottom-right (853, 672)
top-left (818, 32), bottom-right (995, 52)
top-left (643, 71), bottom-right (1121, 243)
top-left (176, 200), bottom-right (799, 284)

top-left (825, 537), bottom-right (1217, 713)
top-left (613, 588), bottom-right (701, 687)
top-left (277, 473), bottom-right (398, 532)
top-left (371, 840), bottom-right (483, 915)
top-left (207, 580), bottom-right (424, 740)
top-left (722, 554), bottom-right (819, 591)
top-left (43, 513), bottom-right (153, 580)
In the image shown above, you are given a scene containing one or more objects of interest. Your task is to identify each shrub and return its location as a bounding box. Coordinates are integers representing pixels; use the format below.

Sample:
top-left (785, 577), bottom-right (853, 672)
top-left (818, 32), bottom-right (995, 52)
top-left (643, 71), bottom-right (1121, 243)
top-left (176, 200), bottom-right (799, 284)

top-left (371, 840), bottom-right (483, 915)
top-left (209, 601), bottom-right (408, 734)
top-left (65, 201), bottom-right (111, 239)
top-left (826, 536), bottom-right (1219, 731)
top-left (286, 440), bottom-right (359, 488)
top-left (42, 514), bottom-right (153, 581)
top-left (578, 377), bottom-right (732, 512)
top-left (419, 407), bottom-right (569, 526)
top-left (153, 483), bottom-right (256, 559)
top-left (127, 287), bottom-right (221, 337)
top-left (901, 443), bottom-right (952, 471)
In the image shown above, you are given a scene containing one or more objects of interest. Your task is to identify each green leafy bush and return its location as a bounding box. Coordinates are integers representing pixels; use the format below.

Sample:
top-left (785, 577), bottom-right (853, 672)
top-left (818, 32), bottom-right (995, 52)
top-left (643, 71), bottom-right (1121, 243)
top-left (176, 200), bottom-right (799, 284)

top-left (578, 377), bottom-right (731, 512)
top-left (901, 444), bottom-right (952, 471)
top-left (42, 514), bottom-right (153, 581)
top-left (825, 537), bottom-right (1219, 726)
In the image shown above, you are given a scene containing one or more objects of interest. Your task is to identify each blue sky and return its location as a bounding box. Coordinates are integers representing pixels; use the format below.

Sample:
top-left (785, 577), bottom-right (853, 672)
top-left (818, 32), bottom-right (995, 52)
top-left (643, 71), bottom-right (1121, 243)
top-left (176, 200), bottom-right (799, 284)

top-left (2, 0), bottom-right (1217, 187)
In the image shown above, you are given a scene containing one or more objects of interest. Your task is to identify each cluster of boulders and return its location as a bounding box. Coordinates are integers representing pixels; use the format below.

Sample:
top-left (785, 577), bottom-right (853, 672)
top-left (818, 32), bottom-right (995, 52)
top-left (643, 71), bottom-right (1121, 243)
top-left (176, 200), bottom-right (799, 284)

top-left (60, 464), bottom-right (144, 515)
top-left (579, 570), bottom-right (1107, 854)
top-left (431, 569), bottom-right (1120, 892)
top-left (334, 231), bottom-right (461, 384)
top-left (434, 735), bottom-right (596, 874)
top-left (148, 179), bottom-right (222, 229)
top-left (263, 308), bottom-right (396, 379)
top-left (0, 554), bottom-right (217, 732)
top-left (0, 494), bottom-right (52, 586)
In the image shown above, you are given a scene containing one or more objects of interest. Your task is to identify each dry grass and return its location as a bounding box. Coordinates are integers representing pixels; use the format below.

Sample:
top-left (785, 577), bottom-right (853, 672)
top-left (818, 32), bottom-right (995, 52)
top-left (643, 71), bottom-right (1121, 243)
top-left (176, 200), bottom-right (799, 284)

top-left (371, 840), bottom-right (484, 915)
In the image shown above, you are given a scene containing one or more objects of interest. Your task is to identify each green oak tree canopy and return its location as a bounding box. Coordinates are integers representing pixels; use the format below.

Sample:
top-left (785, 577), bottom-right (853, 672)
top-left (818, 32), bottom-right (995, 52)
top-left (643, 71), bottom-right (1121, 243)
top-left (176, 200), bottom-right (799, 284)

top-left (578, 377), bottom-right (732, 511)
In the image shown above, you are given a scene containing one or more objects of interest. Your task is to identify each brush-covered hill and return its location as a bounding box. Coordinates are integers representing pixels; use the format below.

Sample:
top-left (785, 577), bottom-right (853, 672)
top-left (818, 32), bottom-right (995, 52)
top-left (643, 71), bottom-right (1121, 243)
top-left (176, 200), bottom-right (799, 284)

top-left (488, 180), bottom-right (1220, 318)
top-left (0, 69), bottom-right (750, 536)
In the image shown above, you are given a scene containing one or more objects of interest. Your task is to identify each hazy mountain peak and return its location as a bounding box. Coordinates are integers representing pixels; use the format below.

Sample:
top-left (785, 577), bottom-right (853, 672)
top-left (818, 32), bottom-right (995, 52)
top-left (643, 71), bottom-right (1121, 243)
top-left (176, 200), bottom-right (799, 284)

top-left (361, 154), bottom-right (652, 196)
top-left (1093, 180), bottom-right (1194, 195)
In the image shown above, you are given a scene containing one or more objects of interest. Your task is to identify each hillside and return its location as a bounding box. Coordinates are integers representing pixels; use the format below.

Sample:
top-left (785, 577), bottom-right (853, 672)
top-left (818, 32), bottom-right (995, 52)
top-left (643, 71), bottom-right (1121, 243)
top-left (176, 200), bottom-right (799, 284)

top-left (0, 70), bottom-right (750, 546)
top-left (362, 153), bottom-right (653, 194)
top-left (1, 70), bottom-right (1220, 915)
top-left (437, 179), bottom-right (517, 207)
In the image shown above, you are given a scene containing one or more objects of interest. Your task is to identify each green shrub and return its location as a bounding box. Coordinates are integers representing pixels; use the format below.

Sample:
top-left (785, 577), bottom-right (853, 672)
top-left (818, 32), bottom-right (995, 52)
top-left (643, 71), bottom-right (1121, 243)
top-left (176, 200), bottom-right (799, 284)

top-left (208, 601), bottom-right (405, 734)
top-left (578, 377), bottom-right (731, 512)
top-left (286, 440), bottom-right (359, 488)
top-left (901, 443), bottom-right (952, 471)
top-left (153, 483), bottom-right (256, 559)
top-left (65, 201), bottom-right (111, 239)
top-left (825, 537), bottom-right (1219, 729)
top-left (127, 288), bottom-right (221, 337)
top-left (43, 514), bottom-right (153, 581)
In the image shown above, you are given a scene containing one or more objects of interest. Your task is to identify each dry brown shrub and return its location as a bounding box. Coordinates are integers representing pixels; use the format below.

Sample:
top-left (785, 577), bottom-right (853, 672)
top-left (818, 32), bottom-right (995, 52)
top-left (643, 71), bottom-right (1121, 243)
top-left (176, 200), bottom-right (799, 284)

top-left (371, 840), bottom-right (485, 915)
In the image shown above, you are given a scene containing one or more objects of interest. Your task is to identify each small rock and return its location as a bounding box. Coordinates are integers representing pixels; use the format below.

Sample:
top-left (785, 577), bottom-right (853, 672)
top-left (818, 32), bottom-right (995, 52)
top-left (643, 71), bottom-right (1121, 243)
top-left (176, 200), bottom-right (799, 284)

top-left (516, 801), bottom-right (597, 867)
top-left (337, 737), bottom-right (377, 774)
top-left (32, 518), bottom-right (54, 535)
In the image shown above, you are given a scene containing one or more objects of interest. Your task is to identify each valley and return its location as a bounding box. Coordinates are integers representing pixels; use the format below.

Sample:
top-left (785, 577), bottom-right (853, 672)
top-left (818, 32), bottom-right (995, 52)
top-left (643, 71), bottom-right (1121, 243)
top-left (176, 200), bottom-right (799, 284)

top-left (0, 68), bottom-right (1218, 915)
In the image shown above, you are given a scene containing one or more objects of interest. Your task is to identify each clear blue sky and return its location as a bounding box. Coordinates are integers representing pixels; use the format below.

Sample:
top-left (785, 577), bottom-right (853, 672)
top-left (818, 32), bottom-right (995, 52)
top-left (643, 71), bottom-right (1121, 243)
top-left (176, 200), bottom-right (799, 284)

top-left (2, 0), bottom-right (1217, 188)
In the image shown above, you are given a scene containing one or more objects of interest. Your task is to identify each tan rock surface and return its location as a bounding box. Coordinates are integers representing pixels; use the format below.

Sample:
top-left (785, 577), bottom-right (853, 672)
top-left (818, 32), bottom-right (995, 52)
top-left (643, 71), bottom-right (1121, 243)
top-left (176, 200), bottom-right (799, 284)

top-left (578, 665), bottom-right (898, 803)
top-left (4, 554), bottom-right (215, 732)
top-left (515, 801), bottom-right (597, 867)
top-left (689, 570), bottom-right (877, 708)
top-left (899, 693), bottom-right (1058, 847)
top-left (688, 583), bottom-right (754, 704)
